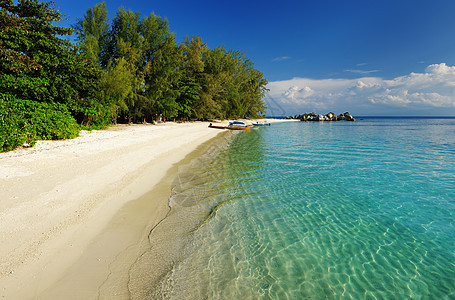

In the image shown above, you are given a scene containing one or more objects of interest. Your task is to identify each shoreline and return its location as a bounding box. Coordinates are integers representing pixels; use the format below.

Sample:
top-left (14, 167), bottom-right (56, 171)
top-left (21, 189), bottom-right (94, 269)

top-left (0, 122), bottom-right (225, 299)
top-left (40, 130), bottom-right (234, 299)
top-left (0, 119), bottom-right (293, 299)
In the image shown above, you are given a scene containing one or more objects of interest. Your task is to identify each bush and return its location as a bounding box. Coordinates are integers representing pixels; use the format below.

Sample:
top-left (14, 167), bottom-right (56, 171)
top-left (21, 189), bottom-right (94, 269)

top-left (0, 94), bottom-right (80, 152)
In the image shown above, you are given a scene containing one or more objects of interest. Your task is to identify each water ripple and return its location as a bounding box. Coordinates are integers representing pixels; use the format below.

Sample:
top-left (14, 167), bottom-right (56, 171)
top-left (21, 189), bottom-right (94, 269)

top-left (151, 119), bottom-right (455, 299)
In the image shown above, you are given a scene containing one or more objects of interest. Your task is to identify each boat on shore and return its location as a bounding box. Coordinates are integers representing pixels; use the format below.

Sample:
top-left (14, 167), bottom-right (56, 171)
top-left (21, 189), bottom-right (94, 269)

top-left (227, 121), bottom-right (252, 130)
top-left (208, 123), bottom-right (227, 129)
top-left (226, 125), bottom-right (250, 131)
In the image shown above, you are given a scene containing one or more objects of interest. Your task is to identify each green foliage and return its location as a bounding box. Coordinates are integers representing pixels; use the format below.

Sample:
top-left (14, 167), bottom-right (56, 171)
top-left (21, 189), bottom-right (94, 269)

top-left (0, 94), bottom-right (79, 152)
top-left (109, 7), bottom-right (143, 64)
top-left (194, 46), bottom-right (267, 119)
top-left (98, 58), bottom-right (134, 118)
top-left (0, 0), bottom-right (269, 153)
top-left (0, 0), bottom-right (103, 125)
top-left (0, 0), bottom-right (108, 151)
top-left (29, 102), bottom-right (80, 141)
top-left (1, 0), bottom-right (76, 102)
top-left (144, 34), bottom-right (183, 118)
top-left (73, 1), bottom-right (109, 64)
top-left (74, 2), bottom-right (268, 122)
top-left (141, 12), bottom-right (170, 63)
top-left (182, 35), bottom-right (207, 77)
top-left (176, 77), bottom-right (200, 119)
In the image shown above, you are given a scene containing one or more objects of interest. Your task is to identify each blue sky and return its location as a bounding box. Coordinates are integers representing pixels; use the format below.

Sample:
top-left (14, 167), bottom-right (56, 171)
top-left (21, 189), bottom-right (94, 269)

top-left (53, 0), bottom-right (455, 116)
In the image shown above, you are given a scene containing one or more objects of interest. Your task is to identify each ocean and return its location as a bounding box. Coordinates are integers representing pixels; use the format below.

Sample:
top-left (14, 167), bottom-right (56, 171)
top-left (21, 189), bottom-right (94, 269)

top-left (140, 118), bottom-right (455, 299)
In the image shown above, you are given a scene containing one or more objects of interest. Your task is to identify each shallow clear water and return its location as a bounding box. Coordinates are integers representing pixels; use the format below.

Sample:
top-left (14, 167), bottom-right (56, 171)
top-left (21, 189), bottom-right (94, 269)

top-left (153, 118), bottom-right (455, 299)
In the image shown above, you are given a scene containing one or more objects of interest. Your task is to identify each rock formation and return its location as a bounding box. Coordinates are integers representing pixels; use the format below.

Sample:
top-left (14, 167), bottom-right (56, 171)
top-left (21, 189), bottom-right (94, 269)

top-left (287, 112), bottom-right (356, 121)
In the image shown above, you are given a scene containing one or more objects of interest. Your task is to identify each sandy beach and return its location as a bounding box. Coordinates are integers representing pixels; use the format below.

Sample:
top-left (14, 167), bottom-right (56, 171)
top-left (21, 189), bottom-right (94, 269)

top-left (0, 119), bottom-right (292, 299)
top-left (0, 121), bottom-right (230, 299)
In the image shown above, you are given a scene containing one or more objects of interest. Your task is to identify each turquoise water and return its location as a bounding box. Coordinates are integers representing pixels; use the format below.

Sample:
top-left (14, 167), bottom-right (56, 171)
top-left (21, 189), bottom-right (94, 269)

top-left (153, 118), bottom-right (455, 299)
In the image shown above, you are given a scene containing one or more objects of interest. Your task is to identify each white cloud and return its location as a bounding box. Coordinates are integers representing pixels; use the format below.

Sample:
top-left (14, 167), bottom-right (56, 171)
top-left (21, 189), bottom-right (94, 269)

top-left (344, 69), bottom-right (380, 74)
top-left (272, 56), bottom-right (291, 62)
top-left (283, 86), bottom-right (314, 102)
top-left (266, 63), bottom-right (455, 116)
top-left (425, 62), bottom-right (455, 74)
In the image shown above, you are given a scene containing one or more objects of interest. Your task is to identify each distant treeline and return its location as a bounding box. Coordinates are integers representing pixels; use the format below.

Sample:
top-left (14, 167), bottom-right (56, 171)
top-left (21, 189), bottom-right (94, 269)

top-left (0, 0), bottom-right (268, 152)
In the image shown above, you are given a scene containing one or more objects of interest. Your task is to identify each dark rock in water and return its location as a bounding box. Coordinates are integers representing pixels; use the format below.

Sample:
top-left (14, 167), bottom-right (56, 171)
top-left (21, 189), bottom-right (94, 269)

top-left (326, 112), bottom-right (336, 120)
top-left (341, 112), bottom-right (356, 121)
top-left (298, 111), bottom-right (356, 122)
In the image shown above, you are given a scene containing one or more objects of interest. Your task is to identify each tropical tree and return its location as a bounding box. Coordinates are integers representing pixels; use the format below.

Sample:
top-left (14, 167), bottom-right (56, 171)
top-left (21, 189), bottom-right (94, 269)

top-left (73, 1), bottom-right (109, 65)
top-left (143, 34), bottom-right (183, 119)
top-left (182, 35), bottom-right (207, 77)
top-left (194, 46), bottom-right (267, 119)
top-left (74, 2), bottom-right (270, 123)
top-left (0, 0), bottom-right (97, 107)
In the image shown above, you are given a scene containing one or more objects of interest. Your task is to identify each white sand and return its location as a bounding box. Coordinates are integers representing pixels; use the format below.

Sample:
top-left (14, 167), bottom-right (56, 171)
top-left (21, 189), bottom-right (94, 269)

top-left (0, 122), bottom-right (225, 299)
